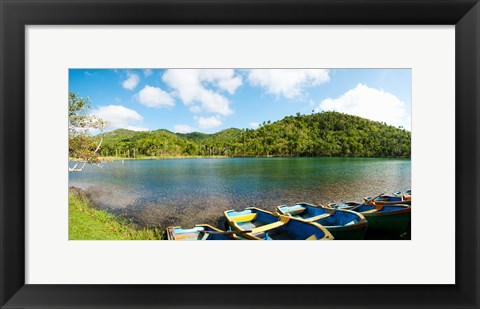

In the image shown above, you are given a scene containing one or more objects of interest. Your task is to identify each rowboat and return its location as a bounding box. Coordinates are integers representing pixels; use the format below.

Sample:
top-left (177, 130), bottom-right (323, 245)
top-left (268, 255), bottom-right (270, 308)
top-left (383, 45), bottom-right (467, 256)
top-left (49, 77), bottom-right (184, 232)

top-left (404, 189), bottom-right (411, 201)
top-left (166, 224), bottom-right (240, 240)
top-left (394, 189), bottom-right (412, 201)
top-left (364, 194), bottom-right (411, 205)
top-left (326, 201), bottom-right (363, 210)
top-left (348, 204), bottom-right (411, 239)
top-left (224, 207), bottom-right (334, 240)
top-left (276, 203), bottom-right (368, 240)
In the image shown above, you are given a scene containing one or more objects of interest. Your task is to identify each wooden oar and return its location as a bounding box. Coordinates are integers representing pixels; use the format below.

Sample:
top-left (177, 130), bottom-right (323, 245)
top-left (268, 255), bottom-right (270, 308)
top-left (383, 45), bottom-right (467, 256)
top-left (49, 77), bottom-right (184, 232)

top-left (305, 213), bottom-right (331, 222)
top-left (350, 192), bottom-right (385, 211)
top-left (349, 204), bottom-right (365, 212)
top-left (198, 229), bottom-right (253, 235)
top-left (367, 192), bottom-right (385, 204)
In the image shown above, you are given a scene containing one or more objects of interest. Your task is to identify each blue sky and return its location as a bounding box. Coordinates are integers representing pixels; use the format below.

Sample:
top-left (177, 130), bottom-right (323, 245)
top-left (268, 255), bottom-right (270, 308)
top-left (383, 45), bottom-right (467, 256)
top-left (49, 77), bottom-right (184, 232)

top-left (69, 69), bottom-right (411, 133)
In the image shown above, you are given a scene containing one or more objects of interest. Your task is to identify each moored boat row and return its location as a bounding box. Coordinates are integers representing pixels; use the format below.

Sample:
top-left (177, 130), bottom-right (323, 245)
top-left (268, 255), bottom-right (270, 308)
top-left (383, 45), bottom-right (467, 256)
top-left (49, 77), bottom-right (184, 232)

top-left (224, 207), bottom-right (333, 240)
top-left (167, 191), bottom-right (411, 240)
top-left (394, 189), bottom-right (411, 201)
top-left (276, 203), bottom-right (368, 240)
top-left (364, 194), bottom-right (411, 206)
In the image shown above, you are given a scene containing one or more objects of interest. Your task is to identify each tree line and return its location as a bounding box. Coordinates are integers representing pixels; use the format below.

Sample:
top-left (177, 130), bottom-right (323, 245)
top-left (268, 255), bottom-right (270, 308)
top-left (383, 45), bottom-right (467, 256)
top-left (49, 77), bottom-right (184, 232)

top-left (98, 111), bottom-right (411, 158)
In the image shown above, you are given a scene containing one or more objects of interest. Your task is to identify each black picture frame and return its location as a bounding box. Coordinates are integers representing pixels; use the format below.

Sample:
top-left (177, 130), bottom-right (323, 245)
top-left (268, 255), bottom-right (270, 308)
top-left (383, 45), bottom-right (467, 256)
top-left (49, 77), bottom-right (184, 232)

top-left (1, 0), bottom-right (479, 308)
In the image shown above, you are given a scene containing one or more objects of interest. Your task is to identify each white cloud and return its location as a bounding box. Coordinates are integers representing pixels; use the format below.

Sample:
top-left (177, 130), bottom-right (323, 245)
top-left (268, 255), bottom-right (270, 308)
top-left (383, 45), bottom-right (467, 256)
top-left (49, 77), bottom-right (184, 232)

top-left (143, 69), bottom-right (153, 77)
top-left (315, 83), bottom-right (410, 129)
top-left (198, 69), bottom-right (243, 94)
top-left (122, 72), bottom-right (140, 90)
top-left (162, 69), bottom-right (241, 116)
top-left (189, 106), bottom-right (201, 113)
top-left (135, 85), bottom-right (174, 108)
top-left (126, 126), bottom-right (149, 132)
top-left (174, 124), bottom-right (195, 133)
top-left (92, 105), bottom-right (146, 131)
top-left (247, 69), bottom-right (330, 99)
top-left (250, 122), bottom-right (260, 129)
top-left (194, 115), bottom-right (222, 129)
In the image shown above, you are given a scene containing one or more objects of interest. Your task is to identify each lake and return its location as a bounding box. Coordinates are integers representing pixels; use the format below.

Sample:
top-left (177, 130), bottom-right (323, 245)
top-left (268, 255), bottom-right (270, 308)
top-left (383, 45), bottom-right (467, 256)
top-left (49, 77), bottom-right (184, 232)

top-left (69, 157), bottom-right (411, 228)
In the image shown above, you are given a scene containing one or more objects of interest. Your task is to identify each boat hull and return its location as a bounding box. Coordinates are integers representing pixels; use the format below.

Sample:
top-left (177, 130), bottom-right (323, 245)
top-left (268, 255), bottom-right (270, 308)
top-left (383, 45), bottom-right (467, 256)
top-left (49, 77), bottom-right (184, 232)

top-left (362, 208), bottom-right (411, 239)
top-left (327, 222), bottom-right (368, 240)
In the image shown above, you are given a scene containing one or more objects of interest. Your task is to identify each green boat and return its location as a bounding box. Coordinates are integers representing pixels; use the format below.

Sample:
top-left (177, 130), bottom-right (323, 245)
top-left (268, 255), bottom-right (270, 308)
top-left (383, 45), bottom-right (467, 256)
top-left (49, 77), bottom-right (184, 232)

top-left (349, 204), bottom-right (411, 239)
top-left (364, 194), bottom-right (411, 206)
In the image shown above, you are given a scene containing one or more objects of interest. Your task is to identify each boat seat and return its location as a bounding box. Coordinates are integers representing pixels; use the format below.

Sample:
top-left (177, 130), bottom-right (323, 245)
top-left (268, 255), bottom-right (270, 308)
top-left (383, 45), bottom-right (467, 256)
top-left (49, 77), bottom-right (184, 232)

top-left (306, 234), bottom-right (317, 240)
top-left (237, 221), bottom-right (257, 230)
top-left (286, 206), bottom-right (306, 216)
top-left (250, 221), bottom-right (285, 234)
top-left (229, 213), bottom-right (257, 223)
top-left (175, 233), bottom-right (201, 240)
top-left (362, 209), bottom-right (378, 214)
top-left (304, 213), bottom-right (331, 222)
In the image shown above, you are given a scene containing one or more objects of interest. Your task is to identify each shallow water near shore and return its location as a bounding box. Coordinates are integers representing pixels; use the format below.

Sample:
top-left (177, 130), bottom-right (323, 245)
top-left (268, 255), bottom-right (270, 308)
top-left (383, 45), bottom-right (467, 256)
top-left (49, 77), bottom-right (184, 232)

top-left (69, 157), bottom-right (411, 229)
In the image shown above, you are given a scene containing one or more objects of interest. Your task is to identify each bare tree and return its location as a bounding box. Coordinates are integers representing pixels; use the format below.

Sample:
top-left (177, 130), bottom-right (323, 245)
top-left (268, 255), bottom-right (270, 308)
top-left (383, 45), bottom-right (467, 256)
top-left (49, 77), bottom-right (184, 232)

top-left (68, 92), bottom-right (109, 172)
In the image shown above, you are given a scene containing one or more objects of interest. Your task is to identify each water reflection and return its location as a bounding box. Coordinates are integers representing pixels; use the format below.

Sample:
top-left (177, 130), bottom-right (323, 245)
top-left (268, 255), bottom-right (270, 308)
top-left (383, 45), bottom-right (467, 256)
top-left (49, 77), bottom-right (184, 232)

top-left (69, 157), bottom-right (411, 228)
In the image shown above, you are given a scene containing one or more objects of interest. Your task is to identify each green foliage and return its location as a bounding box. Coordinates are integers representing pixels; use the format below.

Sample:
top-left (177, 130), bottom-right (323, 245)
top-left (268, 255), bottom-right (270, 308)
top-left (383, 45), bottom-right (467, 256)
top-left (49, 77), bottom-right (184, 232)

top-left (69, 92), bottom-right (109, 162)
top-left (96, 111), bottom-right (411, 159)
top-left (69, 191), bottom-right (164, 240)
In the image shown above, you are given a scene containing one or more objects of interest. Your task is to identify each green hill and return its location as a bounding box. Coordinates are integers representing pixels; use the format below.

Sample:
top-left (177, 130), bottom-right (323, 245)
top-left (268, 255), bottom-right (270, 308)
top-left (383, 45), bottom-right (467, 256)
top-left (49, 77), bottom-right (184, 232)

top-left (177, 132), bottom-right (209, 141)
top-left (97, 111), bottom-right (411, 158)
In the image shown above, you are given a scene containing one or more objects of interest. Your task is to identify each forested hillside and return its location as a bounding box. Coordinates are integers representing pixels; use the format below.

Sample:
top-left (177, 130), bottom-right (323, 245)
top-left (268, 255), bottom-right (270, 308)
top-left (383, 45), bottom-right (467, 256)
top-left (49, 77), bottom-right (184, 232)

top-left (98, 111), bottom-right (411, 158)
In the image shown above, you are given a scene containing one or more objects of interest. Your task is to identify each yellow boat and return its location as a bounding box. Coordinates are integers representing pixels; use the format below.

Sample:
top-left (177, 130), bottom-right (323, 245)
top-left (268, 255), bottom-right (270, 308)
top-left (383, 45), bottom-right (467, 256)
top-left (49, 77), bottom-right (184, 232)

top-left (224, 207), bottom-right (334, 240)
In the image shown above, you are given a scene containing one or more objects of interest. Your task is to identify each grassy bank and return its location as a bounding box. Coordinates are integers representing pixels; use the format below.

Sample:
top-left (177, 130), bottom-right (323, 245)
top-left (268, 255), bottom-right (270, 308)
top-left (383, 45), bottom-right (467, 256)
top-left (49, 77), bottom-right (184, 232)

top-left (69, 190), bottom-right (164, 240)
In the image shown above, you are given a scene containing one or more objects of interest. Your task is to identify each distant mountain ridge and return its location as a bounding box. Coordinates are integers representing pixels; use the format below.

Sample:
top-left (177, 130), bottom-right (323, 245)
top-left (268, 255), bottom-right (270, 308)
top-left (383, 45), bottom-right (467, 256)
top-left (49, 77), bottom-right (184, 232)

top-left (99, 111), bottom-right (411, 158)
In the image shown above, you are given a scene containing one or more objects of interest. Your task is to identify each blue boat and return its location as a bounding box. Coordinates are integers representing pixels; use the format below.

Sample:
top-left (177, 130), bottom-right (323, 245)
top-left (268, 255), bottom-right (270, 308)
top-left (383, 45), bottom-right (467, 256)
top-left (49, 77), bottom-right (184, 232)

top-left (224, 207), bottom-right (334, 240)
top-left (166, 224), bottom-right (240, 240)
top-left (326, 201), bottom-right (363, 210)
top-left (276, 203), bottom-right (368, 240)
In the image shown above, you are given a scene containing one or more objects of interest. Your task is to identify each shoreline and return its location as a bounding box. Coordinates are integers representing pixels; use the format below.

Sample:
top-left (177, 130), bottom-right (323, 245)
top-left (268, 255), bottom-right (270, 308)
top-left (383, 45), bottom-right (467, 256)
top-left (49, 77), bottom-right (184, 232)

top-left (71, 155), bottom-right (411, 162)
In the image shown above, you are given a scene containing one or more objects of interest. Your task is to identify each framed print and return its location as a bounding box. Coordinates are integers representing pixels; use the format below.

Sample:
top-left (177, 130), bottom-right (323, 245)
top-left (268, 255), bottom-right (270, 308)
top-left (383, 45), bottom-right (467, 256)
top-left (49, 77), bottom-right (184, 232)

top-left (1, 0), bottom-right (479, 308)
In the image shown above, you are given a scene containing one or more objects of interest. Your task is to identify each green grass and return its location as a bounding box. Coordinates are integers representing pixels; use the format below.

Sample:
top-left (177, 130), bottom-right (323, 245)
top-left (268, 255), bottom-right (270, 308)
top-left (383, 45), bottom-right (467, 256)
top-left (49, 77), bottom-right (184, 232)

top-left (69, 191), bottom-right (164, 240)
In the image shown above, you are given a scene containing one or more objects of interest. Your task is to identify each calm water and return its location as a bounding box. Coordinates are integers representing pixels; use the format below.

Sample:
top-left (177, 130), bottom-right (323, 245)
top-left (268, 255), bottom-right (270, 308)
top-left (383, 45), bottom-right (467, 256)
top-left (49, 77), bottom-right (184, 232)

top-left (69, 157), bottom-right (411, 228)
